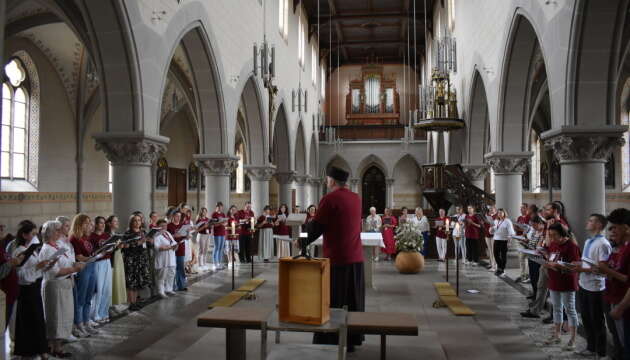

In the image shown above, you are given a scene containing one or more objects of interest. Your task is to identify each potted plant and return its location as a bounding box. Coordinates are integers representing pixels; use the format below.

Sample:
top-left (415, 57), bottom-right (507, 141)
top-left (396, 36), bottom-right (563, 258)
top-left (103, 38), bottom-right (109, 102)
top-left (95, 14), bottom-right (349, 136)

top-left (394, 221), bottom-right (425, 273)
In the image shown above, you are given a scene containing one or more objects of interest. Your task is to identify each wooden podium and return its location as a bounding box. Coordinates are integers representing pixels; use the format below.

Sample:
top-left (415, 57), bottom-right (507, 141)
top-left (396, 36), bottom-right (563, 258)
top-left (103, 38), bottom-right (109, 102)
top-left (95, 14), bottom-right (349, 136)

top-left (278, 257), bottom-right (330, 325)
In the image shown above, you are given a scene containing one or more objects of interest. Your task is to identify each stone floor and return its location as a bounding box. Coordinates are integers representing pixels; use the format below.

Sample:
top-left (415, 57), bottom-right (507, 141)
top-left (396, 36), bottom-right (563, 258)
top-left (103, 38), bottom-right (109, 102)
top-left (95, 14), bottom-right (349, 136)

top-left (19, 251), bottom-right (595, 360)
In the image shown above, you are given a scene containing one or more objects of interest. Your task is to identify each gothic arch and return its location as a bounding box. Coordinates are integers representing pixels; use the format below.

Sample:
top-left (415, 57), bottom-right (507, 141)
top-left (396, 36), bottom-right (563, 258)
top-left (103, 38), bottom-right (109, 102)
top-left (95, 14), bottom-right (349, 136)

top-left (356, 154), bottom-right (389, 179)
top-left (273, 103), bottom-right (292, 172)
top-left (324, 154), bottom-right (352, 178)
top-left (498, 12), bottom-right (550, 152)
top-left (238, 77), bottom-right (267, 166)
top-left (466, 69), bottom-right (490, 164)
top-left (157, 22), bottom-right (226, 154)
top-left (294, 121), bottom-right (307, 175)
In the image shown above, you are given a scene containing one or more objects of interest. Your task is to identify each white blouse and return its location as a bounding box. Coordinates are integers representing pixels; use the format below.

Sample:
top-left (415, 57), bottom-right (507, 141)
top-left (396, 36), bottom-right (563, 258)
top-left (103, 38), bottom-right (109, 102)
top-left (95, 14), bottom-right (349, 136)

top-left (154, 231), bottom-right (177, 269)
top-left (13, 238), bottom-right (42, 285)
top-left (365, 215), bottom-right (382, 232)
top-left (409, 215), bottom-right (430, 233)
top-left (39, 242), bottom-right (75, 282)
top-left (491, 218), bottom-right (516, 241)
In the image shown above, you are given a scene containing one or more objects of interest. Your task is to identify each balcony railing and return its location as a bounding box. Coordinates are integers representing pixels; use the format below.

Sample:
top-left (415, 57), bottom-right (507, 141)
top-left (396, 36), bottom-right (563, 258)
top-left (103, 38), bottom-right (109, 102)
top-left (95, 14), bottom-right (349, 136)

top-left (319, 125), bottom-right (427, 141)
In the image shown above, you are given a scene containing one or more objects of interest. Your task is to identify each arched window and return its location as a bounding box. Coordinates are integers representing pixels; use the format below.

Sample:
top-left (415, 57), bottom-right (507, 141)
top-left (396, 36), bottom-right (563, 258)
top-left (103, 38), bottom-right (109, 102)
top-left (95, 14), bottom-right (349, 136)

top-left (2, 59), bottom-right (29, 180)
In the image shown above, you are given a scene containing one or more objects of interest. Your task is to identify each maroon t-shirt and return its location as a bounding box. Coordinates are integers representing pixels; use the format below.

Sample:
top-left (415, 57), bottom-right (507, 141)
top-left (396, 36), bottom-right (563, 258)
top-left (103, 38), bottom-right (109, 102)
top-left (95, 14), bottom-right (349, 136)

top-left (314, 187), bottom-right (363, 265)
top-left (236, 210), bottom-right (255, 236)
top-left (464, 215), bottom-right (482, 239)
top-left (274, 213), bottom-right (291, 236)
top-left (88, 232), bottom-right (111, 260)
top-left (167, 222), bottom-right (186, 257)
top-left (604, 243), bottom-right (630, 305)
top-left (196, 216), bottom-right (211, 235)
top-left (257, 215), bottom-right (275, 229)
top-left (547, 240), bottom-right (581, 292)
top-left (436, 216), bottom-right (449, 239)
top-left (516, 215), bottom-right (530, 236)
top-left (212, 212), bottom-right (227, 236)
top-left (70, 235), bottom-right (93, 259)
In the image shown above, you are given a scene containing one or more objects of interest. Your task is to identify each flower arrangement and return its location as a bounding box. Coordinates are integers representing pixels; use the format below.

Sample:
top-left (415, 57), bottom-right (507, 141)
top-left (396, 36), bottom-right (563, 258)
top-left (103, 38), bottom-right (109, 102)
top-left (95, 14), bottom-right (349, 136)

top-left (395, 221), bottom-right (424, 252)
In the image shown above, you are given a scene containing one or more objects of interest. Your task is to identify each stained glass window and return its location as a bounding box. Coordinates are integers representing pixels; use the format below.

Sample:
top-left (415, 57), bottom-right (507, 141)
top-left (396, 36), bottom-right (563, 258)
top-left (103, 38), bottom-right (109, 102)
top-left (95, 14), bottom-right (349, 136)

top-left (1, 59), bottom-right (28, 179)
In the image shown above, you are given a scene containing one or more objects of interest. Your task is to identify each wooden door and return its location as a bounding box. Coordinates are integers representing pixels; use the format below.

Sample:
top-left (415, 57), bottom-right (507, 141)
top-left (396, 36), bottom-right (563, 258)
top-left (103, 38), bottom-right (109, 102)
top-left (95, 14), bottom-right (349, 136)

top-left (168, 167), bottom-right (187, 206)
top-left (361, 166), bottom-right (386, 216)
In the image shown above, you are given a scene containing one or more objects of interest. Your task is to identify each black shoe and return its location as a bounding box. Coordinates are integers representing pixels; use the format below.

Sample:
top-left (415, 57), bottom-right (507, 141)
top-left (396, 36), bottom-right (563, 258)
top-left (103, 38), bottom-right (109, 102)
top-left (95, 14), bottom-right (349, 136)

top-left (542, 316), bottom-right (553, 324)
top-left (520, 311), bottom-right (540, 319)
top-left (494, 270), bottom-right (501, 276)
top-left (526, 295), bottom-right (535, 300)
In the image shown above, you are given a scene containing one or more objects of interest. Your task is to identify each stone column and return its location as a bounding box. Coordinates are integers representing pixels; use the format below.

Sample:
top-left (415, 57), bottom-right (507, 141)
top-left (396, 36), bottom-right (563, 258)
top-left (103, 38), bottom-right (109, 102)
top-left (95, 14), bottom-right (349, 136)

top-left (543, 126), bottom-right (625, 243)
top-left (94, 133), bottom-right (168, 220)
top-left (274, 171), bottom-right (295, 207)
top-left (245, 165), bottom-right (276, 216)
top-left (195, 154), bottom-right (239, 212)
top-left (349, 178), bottom-right (360, 193)
top-left (307, 178), bottom-right (321, 205)
top-left (386, 178), bottom-right (395, 208)
top-left (462, 164), bottom-right (489, 190)
top-left (444, 132), bottom-right (451, 165)
top-left (293, 175), bottom-right (310, 209)
top-left (485, 152), bottom-right (532, 220)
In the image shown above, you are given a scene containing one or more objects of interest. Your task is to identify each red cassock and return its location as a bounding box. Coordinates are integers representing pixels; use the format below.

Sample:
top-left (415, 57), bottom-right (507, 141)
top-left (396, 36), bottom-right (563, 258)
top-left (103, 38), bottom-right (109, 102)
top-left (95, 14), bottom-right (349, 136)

top-left (380, 216), bottom-right (397, 255)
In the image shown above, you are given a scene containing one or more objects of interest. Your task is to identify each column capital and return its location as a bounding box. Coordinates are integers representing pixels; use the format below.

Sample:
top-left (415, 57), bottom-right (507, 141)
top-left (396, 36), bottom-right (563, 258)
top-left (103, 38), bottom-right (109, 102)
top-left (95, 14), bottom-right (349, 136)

top-left (274, 171), bottom-right (296, 185)
top-left (484, 152), bottom-right (532, 175)
top-left (349, 178), bottom-right (360, 186)
top-left (93, 132), bottom-right (169, 166)
top-left (293, 175), bottom-right (310, 185)
top-left (386, 178), bottom-right (395, 186)
top-left (541, 126), bottom-right (626, 163)
top-left (461, 164), bottom-right (489, 181)
top-left (244, 164), bottom-right (276, 181)
top-left (194, 154), bottom-right (239, 176)
top-left (307, 177), bottom-right (322, 185)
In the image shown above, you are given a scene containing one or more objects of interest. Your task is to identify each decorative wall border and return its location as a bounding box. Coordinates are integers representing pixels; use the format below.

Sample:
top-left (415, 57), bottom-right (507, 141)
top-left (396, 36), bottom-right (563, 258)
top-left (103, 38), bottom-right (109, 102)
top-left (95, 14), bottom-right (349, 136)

top-left (0, 192), bottom-right (112, 204)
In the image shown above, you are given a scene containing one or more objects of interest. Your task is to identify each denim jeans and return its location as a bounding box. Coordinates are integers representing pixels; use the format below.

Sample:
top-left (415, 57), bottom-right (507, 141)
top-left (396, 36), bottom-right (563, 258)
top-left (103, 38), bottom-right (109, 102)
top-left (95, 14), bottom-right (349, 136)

top-left (213, 236), bottom-right (226, 264)
top-left (74, 262), bottom-right (97, 325)
top-left (174, 256), bottom-right (187, 291)
top-left (455, 236), bottom-right (466, 260)
top-left (549, 290), bottom-right (578, 326)
top-left (421, 232), bottom-right (429, 256)
top-left (92, 260), bottom-right (112, 321)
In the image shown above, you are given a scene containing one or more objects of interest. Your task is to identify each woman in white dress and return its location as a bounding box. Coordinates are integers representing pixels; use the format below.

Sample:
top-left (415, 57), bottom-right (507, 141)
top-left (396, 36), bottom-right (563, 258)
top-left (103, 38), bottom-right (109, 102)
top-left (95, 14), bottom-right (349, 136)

top-left (256, 206), bottom-right (275, 262)
top-left (40, 220), bottom-right (85, 358)
top-left (365, 207), bottom-right (382, 232)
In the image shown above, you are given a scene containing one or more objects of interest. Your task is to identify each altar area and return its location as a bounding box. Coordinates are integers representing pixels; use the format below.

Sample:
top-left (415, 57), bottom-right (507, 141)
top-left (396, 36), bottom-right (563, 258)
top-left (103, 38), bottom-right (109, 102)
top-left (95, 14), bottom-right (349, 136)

top-left (60, 260), bottom-right (554, 360)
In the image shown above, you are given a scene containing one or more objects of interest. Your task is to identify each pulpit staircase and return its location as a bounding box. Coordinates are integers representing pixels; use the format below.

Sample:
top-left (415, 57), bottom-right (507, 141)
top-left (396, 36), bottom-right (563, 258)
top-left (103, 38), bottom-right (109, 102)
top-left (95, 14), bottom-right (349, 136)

top-left (420, 164), bottom-right (495, 213)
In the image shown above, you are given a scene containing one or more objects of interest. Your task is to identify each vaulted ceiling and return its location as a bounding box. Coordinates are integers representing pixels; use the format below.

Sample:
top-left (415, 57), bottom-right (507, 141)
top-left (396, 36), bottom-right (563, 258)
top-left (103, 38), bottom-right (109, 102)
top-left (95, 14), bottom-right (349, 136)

top-left (300, 0), bottom-right (434, 69)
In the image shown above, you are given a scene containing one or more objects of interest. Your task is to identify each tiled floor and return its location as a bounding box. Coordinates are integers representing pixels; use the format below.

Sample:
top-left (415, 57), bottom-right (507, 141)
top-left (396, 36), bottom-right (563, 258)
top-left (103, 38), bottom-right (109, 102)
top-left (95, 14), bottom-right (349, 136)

top-left (50, 251), bottom-right (590, 360)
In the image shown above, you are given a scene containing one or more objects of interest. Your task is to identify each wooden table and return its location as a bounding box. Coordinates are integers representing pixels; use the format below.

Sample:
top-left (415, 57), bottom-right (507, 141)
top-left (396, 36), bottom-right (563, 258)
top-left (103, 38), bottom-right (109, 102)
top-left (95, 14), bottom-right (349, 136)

top-left (197, 306), bottom-right (273, 360)
top-left (347, 312), bottom-right (418, 360)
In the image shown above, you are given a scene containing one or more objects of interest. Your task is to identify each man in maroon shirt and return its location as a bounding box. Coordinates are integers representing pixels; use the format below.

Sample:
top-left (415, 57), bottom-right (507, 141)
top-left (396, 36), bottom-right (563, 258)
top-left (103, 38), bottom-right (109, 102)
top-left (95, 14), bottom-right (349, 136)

top-left (305, 166), bottom-right (364, 351)
top-left (515, 203), bottom-right (531, 283)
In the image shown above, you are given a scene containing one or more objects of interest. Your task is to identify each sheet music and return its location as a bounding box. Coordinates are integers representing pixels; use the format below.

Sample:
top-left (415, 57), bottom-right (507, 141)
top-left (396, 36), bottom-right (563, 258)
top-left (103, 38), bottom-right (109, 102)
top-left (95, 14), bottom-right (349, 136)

top-left (177, 224), bottom-right (193, 236)
top-left (434, 220), bottom-right (444, 227)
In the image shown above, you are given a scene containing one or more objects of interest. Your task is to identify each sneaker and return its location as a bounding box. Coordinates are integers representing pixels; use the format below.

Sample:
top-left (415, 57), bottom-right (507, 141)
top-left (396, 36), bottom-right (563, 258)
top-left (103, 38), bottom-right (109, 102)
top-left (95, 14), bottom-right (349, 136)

top-left (158, 293), bottom-right (168, 299)
top-left (574, 349), bottom-right (595, 357)
top-left (166, 291), bottom-right (177, 296)
top-left (543, 336), bottom-right (561, 345)
top-left (471, 262), bottom-right (478, 267)
top-left (98, 318), bottom-right (110, 324)
top-left (88, 320), bottom-right (100, 328)
top-left (515, 276), bottom-right (523, 283)
top-left (72, 325), bottom-right (89, 338)
top-left (520, 311), bottom-right (540, 319)
top-left (563, 340), bottom-right (576, 351)
top-left (522, 278), bottom-right (531, 284)
top-left (63, 334), bottom-right (79, 343)
top-left (542, 316), bottom-right (553, 324)
top-left (83, 323), bottom-right (99, 335)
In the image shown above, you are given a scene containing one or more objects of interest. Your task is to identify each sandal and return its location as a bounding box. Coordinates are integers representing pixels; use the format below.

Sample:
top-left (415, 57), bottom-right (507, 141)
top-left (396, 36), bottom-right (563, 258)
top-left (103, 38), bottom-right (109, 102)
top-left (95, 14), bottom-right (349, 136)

top-left (543, 336), bottom-right (561, 345)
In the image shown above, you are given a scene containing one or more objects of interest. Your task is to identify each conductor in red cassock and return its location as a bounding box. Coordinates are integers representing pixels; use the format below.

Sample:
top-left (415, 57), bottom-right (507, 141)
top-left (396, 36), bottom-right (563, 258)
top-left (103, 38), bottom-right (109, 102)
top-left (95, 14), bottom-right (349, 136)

top-left (305, 166), bottom-right (365, 351)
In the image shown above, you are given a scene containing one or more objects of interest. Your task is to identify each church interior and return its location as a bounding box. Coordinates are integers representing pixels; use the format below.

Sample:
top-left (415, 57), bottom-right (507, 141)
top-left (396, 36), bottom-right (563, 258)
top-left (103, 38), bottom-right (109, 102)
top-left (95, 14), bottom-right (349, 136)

top-left (1, 0), bottom-right (630, 359)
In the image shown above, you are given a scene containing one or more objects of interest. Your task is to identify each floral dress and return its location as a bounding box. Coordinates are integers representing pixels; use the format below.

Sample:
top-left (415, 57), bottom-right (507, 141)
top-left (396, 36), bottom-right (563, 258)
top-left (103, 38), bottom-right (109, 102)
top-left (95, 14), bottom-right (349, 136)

top-left (122, 230), bottom-right (151, 290)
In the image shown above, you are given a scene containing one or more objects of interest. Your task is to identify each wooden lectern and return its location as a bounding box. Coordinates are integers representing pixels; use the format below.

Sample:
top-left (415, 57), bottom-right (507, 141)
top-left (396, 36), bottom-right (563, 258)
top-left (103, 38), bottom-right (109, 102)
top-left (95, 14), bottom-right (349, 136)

top-left (278, 212), bottom-right (331, 325)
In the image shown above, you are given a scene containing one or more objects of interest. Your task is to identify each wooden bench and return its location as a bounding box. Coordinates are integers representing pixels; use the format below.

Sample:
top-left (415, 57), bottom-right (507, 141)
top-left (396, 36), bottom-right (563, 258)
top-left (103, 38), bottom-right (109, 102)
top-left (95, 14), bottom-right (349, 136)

top-left (197, 306), bottom-right (273, 360)
top-left (347, 312), bottom-right (418, 360)
top-left (433, 282), bottom-right (475, 316)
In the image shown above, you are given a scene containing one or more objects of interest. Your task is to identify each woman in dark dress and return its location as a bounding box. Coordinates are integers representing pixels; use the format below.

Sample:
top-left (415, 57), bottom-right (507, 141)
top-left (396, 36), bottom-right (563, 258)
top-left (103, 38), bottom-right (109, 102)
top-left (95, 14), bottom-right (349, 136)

top-left (12, 220), bottom-right (51, 359)
top-left (122, 214), bottom-right (151, 311)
